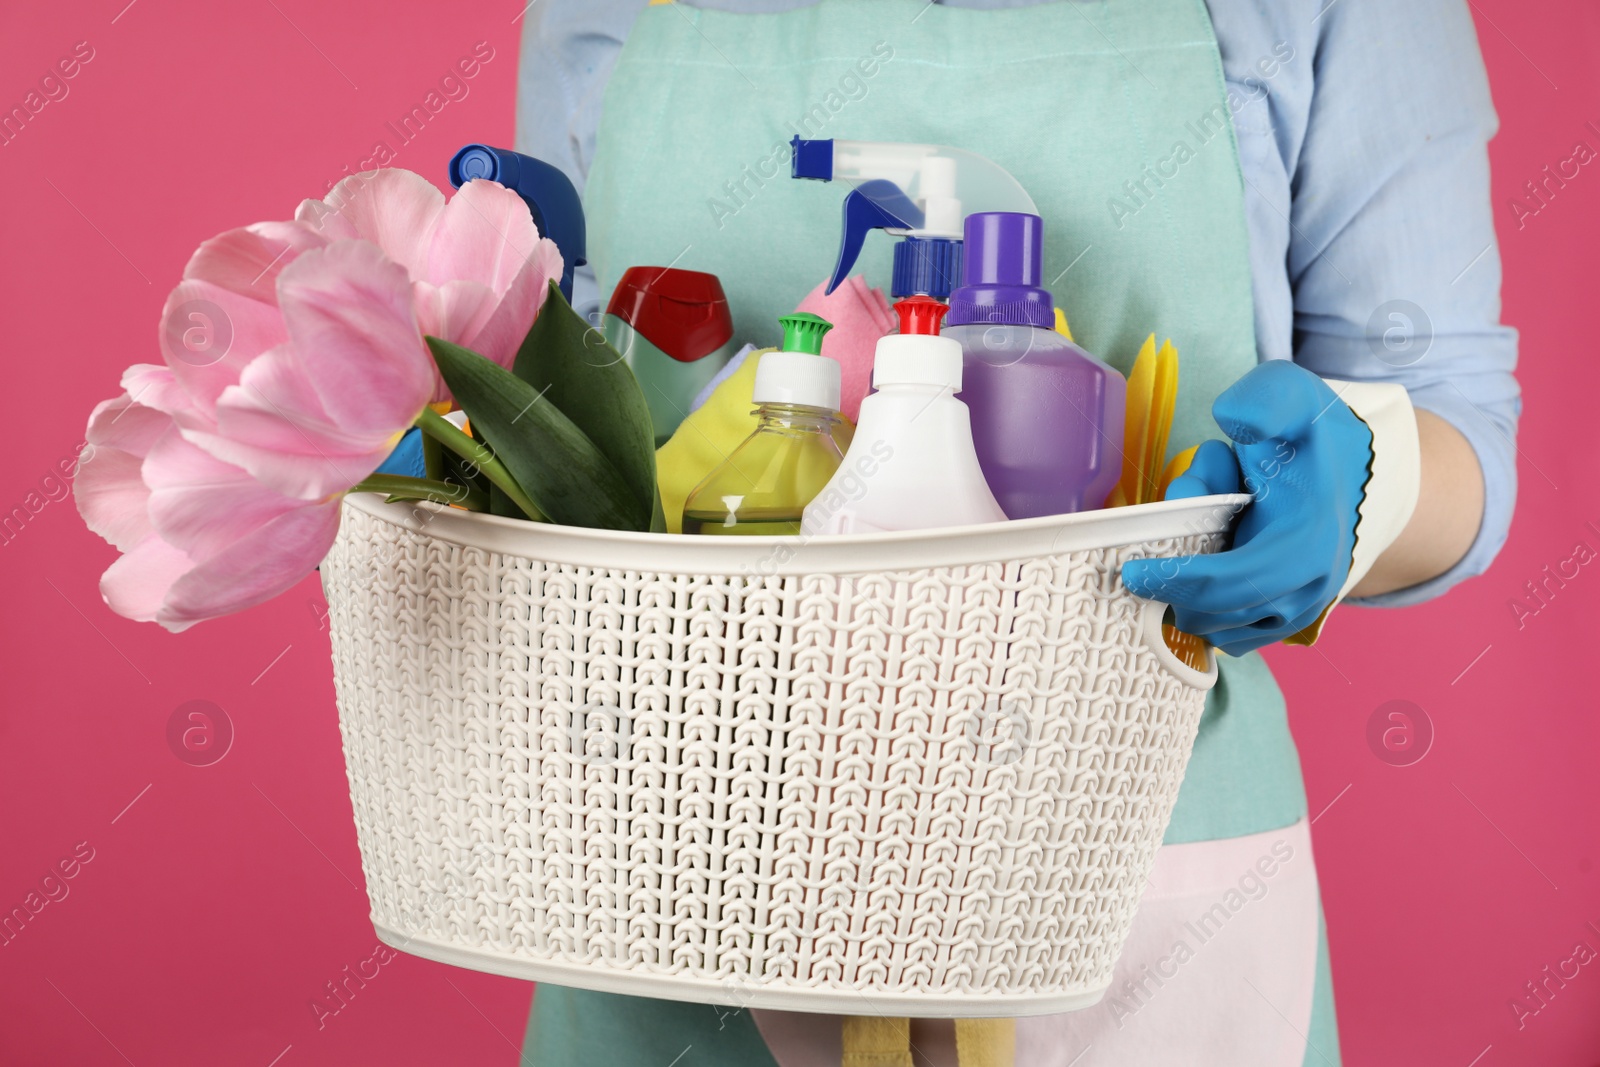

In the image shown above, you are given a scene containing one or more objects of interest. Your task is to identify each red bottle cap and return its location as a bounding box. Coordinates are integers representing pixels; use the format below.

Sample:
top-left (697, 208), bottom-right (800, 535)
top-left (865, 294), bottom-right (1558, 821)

top-left (605, 267), bottom-right (735, 363)
top-left (894, 295), bottom-right (950, 336)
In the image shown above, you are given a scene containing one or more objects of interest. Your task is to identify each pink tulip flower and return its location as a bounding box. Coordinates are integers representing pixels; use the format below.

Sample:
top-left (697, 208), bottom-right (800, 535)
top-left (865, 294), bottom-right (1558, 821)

top-left (77, 241), bottom-right (427, 630)
top-left (184, 240), bottom-right (440, 501)
top-left (170, 170), bottom-right (558, 497)
top-left (74, 167), bottom-right (562, 630)
top-left (296, 168), bottom-right (563, 402)
top-left (159, 166), bottom-right (558, 423)
top-left (75, 370), bottom-right (342, 633)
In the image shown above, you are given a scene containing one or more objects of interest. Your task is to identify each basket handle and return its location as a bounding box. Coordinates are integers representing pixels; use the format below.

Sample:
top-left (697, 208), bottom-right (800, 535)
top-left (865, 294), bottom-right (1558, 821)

top-left (1137, 599), bottom-right (1218, 691)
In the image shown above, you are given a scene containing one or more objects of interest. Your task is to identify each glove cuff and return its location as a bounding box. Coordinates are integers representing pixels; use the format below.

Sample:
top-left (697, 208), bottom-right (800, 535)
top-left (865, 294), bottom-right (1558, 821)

top-left (1286, 380), bottom-right (1420, 645)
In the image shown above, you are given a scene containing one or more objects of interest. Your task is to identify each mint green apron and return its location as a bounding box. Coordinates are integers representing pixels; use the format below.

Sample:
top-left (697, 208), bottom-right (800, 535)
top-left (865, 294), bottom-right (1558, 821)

top-left (527, 1), bottom-right (1339, 1062)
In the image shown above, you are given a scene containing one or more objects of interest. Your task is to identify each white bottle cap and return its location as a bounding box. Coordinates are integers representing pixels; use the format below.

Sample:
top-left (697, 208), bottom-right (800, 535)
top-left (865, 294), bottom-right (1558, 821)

top-left (872, 334), bottom-right (964, 390)
top-left (752, 351), bottom-right (842, 411)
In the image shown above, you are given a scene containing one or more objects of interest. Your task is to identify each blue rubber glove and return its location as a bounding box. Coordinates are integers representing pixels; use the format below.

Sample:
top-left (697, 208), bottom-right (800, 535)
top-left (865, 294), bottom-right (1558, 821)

top-left (373, 427), bottom-right (426, 478)
top-left (1120, 360), bottom-right (1373, 656)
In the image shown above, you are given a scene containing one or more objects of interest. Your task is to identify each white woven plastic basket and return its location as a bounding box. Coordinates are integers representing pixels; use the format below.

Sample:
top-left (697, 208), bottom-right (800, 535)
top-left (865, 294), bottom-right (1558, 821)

top-left (321, 491), bottom-right (1246, 1017)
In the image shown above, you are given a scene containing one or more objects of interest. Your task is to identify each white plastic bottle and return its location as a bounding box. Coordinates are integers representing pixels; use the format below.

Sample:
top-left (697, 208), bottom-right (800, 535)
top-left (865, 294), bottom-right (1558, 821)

top-left (801, 297), bottom-right (1005, 535)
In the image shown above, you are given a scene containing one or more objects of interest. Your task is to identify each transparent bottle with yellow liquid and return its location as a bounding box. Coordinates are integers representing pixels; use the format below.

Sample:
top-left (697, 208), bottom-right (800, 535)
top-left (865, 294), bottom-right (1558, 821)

top-left (682, 314), bottom-right (843, 536)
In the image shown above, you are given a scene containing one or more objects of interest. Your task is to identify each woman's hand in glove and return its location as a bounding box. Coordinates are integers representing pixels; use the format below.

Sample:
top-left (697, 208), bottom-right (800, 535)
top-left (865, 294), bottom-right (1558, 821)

top-left (1120, 360), bottom-right (1373, 656)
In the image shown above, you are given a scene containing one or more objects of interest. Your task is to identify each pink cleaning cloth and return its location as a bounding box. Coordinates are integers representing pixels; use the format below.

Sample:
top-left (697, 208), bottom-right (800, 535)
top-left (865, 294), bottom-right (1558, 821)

top-left (794, 276), bottom-right (894, 423)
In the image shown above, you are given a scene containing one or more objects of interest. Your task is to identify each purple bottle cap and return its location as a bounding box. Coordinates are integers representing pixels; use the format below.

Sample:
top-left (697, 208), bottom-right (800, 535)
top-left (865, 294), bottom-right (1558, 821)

top-left (945, 212), bottom-right (1056, 330)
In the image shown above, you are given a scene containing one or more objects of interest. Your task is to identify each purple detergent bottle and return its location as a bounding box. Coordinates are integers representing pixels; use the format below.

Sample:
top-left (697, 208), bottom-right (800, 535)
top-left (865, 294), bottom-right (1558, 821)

top-left (944, 212), bottom-right (1127, 518)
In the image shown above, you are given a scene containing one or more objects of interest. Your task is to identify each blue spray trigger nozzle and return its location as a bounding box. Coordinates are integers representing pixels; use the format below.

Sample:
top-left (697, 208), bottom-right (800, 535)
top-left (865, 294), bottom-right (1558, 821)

top-left (827, 181), bottom-right (924, 295)
top-left (791, 136), bottom-right (835, 180)
top-left (448, 144), bottom-right (586, 301)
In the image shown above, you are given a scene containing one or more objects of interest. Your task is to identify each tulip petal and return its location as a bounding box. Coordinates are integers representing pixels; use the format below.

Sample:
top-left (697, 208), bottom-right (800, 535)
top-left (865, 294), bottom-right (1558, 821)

top-left (144, 428), bottom-right (309, 562)
top-left (76, 394), bottom-right (172, 551)
top-left (87, 390), bottom-right (171, 455)
top-left (156, 498), bottom-right (341, 632)
top-left (100, 535), bottom-right (194, 624)
top-left (275, 240), bottom-right (434, 433)
top-left (76, 447), bottom-right (152, 551)
top-left (450, 240), bottom-right (562, 372)
top-left (305, 169), bottom-right (445, 279)
top-left (412, 279), bottom-right (502, 358)
top-left (120, 364), bottom-right (202, 425)
top-left (425, 177), bottom-right (540, 291)
top-left (182, 221), bottom-right (330, 304)
top-left (195, 344), bottom-right (395, 501)
top-left (159, 278), bottom-right (291, 414)
top-left (294, 196), bottom-right (361, 242)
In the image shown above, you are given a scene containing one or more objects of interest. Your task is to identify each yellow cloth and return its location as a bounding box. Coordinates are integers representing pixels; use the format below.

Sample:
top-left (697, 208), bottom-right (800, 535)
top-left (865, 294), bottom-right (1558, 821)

top-left (1053, 306), bottom-right (1073, 342)
top-left (841, 1016), bottom-right (913, 1067)
top-left (954, 1019), bottom-right (1016, 1067)
top-left (838, 1016), bottom-right (1015, 1067)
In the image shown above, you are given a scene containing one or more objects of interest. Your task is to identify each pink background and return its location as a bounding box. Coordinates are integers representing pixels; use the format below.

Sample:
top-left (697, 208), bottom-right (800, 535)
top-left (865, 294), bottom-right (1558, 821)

top-left (2, 1), bottom-right (1596, 1064)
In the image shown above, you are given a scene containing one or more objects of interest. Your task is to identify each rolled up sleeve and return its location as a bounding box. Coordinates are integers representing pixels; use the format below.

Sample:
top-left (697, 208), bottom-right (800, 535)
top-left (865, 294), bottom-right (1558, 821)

top-left (1285, 0), bottom-right (1520, 607)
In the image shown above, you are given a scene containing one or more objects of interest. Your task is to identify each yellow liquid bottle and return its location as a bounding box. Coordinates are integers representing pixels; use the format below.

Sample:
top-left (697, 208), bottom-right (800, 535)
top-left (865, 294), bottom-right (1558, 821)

top-left (683, 314), bottom-right (843, 536)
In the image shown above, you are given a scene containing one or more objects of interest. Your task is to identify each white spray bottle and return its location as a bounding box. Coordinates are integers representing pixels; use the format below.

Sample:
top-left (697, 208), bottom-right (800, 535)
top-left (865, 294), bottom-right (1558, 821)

top-left (790, 136), bottom-right (1038, 302)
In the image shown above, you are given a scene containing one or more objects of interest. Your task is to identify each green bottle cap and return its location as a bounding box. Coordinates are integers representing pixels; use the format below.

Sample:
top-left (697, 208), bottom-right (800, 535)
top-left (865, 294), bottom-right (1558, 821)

top-left (778, 313), bottom-right (834, 355)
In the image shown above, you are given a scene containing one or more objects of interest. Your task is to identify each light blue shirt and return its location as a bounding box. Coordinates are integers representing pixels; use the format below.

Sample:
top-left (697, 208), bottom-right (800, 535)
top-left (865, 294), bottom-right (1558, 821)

top-left (516, 0), bottom-right (1520, 606)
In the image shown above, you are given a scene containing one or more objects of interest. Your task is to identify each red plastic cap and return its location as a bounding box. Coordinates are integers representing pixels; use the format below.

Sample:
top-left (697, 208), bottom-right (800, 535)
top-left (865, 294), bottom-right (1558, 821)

top-left (894, 295), bottom-right (949, 336)
top-left (605, 267), bottom-right (735, 363)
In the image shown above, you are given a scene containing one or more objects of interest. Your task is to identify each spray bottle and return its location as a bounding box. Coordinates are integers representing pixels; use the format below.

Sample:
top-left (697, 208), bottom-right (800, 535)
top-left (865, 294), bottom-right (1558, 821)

top-left (448, 144), bottom-right (586, 301)
top-left (790, 137), bottom-right (1037, 304)
top-left (366, 145), bottom-right (591, 482)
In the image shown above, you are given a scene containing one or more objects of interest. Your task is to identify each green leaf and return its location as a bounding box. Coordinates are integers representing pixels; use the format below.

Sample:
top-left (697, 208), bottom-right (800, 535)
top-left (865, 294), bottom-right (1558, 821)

top-left (488, 482), bottom-right (523, 520)
top-left (464, 415), bottom-right (525, 520)
top-left (422, 430), bottom-right (445, 482)
top-left (415, 407), bottom-right (545, 522)
top-left (350, 473), bottom-right (488, 512)
top-left (434, 436), bottom-right (489, 497)
top-left (427, 337), bottom-right (648, 531)
top-left (512, 281), bottom-right (663, 530)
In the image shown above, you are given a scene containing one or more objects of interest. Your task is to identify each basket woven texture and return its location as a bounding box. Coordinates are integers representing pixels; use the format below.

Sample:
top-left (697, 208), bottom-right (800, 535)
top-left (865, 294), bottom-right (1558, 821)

top-left (322, 495), bottom-right (1226, 1016)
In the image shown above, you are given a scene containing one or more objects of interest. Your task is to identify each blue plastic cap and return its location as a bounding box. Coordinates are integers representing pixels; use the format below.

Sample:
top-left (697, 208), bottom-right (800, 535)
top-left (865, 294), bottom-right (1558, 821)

top-left (449, 144), bottom-right (587, 301)
top-left (892, 238), bottom-right (962, 300)
top-left (827, 181), bottom-right (924, 295)
top-left (790, 136), bottom-right (834, 180)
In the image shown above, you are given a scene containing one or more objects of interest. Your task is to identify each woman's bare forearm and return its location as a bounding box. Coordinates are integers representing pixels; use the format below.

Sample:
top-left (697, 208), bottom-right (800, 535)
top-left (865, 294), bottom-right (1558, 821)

top-left (1351, 408), bottom-right (1484, 598)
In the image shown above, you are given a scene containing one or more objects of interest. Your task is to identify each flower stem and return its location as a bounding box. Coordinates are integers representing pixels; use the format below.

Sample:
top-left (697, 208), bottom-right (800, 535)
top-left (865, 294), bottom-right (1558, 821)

top-left (351, 473), bottom-right (490, 512)
top-left (422, 431), bottom-right (445, 482)
top-left (414, 407), bottom-right (546, 522)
